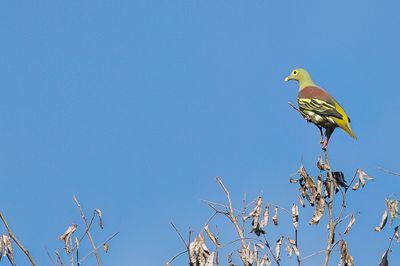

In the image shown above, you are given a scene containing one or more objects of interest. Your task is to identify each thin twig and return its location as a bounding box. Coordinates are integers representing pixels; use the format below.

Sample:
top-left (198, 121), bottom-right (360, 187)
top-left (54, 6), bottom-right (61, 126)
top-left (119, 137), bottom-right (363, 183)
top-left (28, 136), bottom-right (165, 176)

top-left (78, 232), bottom-right (119, 264)
top-left (262, 234), bottom-right (280, 266)
top-left (73, 196), bottom-right (101, 266)
top-left (379, 167), bottom-right (400, 176)
top-left (288, 102), bottom-right (302, 115)
top-left (0, 212), bottom-right (37, 266)
top-left (45, 247), bottom-right (56, 266)
top-left (215, 177), bottom-right (246, 249)
top-left (166, 250), bottom-right (188, 265)
top-left (78, 212), bottom-right (96, 243)
top-left (346, 168), bottom-right (359, 193)
top-left (55, 251), bottom-right (65, 266)
top-left (171, 223), bottom-right (188, 248)
top-left (301, 249), bottom-right (326, 262)
top-left (270, 204), bottom-right (291, 216)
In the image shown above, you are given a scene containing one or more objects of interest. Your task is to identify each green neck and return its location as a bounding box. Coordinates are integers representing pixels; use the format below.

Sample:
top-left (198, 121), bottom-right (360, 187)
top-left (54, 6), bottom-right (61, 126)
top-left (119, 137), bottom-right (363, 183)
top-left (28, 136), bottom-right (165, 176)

top-left (299, 73), bottom-right (316, 91)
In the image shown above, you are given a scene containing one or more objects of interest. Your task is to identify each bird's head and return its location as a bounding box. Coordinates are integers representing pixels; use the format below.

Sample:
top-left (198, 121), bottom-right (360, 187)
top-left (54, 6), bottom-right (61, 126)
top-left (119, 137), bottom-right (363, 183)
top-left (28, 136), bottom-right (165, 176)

top-left (284, 68), bottom-right (315, 90)
top-left (284, 68), bottom-right (309, 82)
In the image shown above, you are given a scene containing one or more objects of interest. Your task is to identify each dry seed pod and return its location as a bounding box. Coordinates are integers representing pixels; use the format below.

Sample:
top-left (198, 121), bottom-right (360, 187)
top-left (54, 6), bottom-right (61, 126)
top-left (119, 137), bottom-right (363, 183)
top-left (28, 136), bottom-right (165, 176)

top-left (59, 224), bottom-right (77, 253)
top-left (275, 236), bottom-right (284, 261)
top-left (291, 204), bottom-right (299, 230)
top-left (204, 224), bottom-right (220, 247)
top-left (272, 207), bottom-right (279, 226)
top-left (344, 214), bottom-right (356, 235)
top-left (339, 240), bottom-right (354, 266)
top-left (375, 210), bottom-right (388, 232)
top-left (259, 204), bottom-right (269, 228)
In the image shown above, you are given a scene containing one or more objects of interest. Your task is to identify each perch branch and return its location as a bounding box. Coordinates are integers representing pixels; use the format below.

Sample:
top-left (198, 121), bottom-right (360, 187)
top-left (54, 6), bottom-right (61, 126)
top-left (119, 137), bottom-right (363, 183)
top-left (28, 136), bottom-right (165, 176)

top-left (322, 149), bottom-right (336, 266)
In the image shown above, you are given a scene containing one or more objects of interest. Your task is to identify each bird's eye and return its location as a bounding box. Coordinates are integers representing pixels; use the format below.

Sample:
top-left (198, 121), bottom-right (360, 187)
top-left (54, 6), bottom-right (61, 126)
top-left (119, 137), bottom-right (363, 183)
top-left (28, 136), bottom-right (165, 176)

top-left (293, 70), bottom-right (298, 75)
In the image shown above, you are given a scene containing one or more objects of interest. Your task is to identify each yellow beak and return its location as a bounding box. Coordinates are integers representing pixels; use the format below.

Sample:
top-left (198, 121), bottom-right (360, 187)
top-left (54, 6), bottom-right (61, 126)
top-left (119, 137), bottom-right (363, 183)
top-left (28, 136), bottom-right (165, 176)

top-left (284, 76), bottom-right (291, 82)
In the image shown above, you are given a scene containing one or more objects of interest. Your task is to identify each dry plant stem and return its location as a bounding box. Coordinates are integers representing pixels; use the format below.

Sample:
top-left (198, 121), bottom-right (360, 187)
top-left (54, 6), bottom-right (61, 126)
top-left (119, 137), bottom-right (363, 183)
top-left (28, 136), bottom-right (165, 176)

top-left (55, 251), bottom-right (65, 266)
top-left (261, 235), bottom-right (280, 266)
top-left (69, 237), bottom-right (74, 266)
top-left (0, 212), bottom-right (37, 266)
top-left (215, 177), bottom-right (281, 266)
top-left (302, 239), bottom-right (340, 263)
top-left (78, 232), bottom-right (119, 264)
top-left (73, 196), bottom-right (102, 266)
top-left (78, 212), bottom-right (96, 243)
top-left (166, 250), bottom-right (188, 265)
top-left (323, 149), bottom-right (335, 266)
top-left (379, 167), bottom-right (400, 176)
top-left (215, 176), bottom-right (246, 248)
top-left (46, 247), bottom-right (57, 266)
top-left (170, 222), bottom-right (193, 265)
top-left (295, 228), bottom-right (300, 266)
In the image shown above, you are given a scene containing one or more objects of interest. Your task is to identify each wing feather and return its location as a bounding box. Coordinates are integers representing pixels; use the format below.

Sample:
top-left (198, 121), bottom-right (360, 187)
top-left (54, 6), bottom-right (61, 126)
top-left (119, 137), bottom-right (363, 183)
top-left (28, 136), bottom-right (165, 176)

top-left (298, 98), bottom-right (343, 119)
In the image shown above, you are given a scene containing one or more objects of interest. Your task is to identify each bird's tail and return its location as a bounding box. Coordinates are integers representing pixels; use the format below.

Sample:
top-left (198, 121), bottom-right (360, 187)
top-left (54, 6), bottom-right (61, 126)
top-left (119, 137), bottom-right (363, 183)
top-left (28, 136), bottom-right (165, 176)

top-left (332, 116), bottom-right (357, 140)
top-left (342, 123), bottom-right (357, 140)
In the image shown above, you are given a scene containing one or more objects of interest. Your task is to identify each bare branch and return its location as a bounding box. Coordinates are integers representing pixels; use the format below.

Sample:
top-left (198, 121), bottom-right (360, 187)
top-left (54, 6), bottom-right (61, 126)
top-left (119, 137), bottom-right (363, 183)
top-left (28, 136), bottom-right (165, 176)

top-left (78, 232), bottom-right (119, 264)
top-left (73, 196), bottom-right (101, 266)
top-left (379, 167), bottom-right (400, 177)
top-left (0, 212), bottom-right (37, 266)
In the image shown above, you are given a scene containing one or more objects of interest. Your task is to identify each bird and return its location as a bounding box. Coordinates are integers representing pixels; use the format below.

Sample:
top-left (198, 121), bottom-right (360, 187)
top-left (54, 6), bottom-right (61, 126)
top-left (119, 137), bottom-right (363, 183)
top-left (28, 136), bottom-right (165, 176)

top-left (284, 68), bottom-right (356, 149)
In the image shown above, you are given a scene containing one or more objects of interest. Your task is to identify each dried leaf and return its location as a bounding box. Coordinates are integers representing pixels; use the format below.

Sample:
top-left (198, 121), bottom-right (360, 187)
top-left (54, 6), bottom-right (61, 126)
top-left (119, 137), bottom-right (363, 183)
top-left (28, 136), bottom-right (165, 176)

top-left (204, 224), bottom-right (220, 247)
top-left (292, 245), bottom-right (300, 258)
top-left (239, 243), bottom-right (255, 265)
top-left (351, 179), bottom-right (361, 191)
top-left (275, 236), bottom-right (284, 261)
top-left (189, 234), bottom-right (213, 266)
top-left (2, 235), bottom-right (15, 266)
top-left (103, 243), bottom-right (109, 253)
top-left (332, 171), bottom-right (348, 189)
top-left (310, 194), bottom-right (325, 224)
top-left (260, 254), bottom-right (271, 266)
top-left (75, 237), bottom-right (80, 250)
top-left (317, 157), bottom-right (329, 171)
top-left (95, 209), bottom-right (104, 229)
top-left (228, 252), bottom-right (235, 266)
top-left (298, 195), bottom-right (305, 208)
top-left (259, 204), bottom-right (269, 228)
top-left (291, 204), bottom-right (299, 230)
top-left (255, 243), bottom-right (265, 250)
top-left (286, 238), bottom-right (300, 258)
top-left (249, 197), bottom-right (263, 232)
top-left (352, 169), bottom-right (373, 190)
top-left (375, 210), bottom-right (388, 232)
top-left (386, 198), bottom-right (398, 225)
top-left (344, 214), bottom-right (356, 235)
top-left (339, 240), bottom-right (354, 266)
top-left (285, 243), bottom-right (293, 257)
top-left (59, 224), bottom-right (77, 253)
top-left (273, 207), bottom-right (279, 226)
top-left (379, 250), bottom-right (389, 266)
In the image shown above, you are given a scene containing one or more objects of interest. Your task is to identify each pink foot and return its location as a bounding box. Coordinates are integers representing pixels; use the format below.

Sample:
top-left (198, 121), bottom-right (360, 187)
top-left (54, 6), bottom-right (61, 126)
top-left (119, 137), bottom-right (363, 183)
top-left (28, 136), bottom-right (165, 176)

top-left (321, 139), bottom-right (328, 150)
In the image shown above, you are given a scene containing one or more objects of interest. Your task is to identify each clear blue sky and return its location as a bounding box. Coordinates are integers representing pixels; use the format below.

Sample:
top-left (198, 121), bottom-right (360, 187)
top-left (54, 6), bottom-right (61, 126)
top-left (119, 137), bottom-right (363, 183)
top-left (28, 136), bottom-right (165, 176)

top-left (0, 1), bottom-right (399, 265)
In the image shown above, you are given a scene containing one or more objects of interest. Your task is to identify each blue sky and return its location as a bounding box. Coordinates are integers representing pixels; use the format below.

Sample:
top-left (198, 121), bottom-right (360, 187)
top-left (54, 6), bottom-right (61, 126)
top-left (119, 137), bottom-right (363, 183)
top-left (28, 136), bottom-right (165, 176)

top-left (0, 0), bottom-right (399, 265)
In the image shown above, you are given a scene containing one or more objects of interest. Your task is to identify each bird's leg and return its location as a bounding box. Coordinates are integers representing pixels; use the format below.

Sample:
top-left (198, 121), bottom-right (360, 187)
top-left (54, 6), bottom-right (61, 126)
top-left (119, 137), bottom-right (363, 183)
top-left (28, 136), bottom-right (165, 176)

top-left (322, 128), bottom-right (335, 150)
top-left (316, 125), bottom-right (324, 144)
